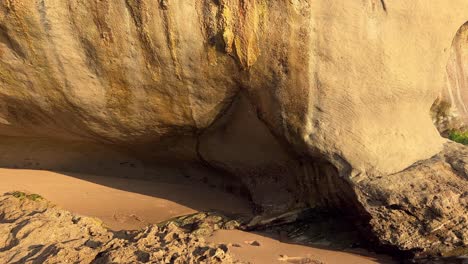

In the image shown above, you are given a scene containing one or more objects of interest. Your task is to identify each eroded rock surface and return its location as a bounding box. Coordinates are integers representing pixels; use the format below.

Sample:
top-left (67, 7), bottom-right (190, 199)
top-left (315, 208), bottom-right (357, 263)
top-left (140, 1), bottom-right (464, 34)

top-left (1, 0), bottom-right (466, 178)
top-left (356, 142), bottom-right (468, 258)
top-left (0, 193), bottom-right (240, 264)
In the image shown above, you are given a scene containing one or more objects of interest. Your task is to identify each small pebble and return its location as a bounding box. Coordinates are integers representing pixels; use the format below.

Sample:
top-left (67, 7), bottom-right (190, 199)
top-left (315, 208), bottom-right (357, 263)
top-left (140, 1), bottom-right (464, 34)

top-left (244, 240), bottom-right (261, 246)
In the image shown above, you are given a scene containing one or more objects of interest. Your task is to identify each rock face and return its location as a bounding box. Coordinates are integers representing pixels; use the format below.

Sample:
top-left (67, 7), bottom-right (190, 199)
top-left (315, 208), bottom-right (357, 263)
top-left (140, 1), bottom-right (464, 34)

top-left (0, 0), bottom-right (467, 258)
top-left (357, 142), bottom-right (468, 258)
top-left (434, 22), bottom-right (468, 133)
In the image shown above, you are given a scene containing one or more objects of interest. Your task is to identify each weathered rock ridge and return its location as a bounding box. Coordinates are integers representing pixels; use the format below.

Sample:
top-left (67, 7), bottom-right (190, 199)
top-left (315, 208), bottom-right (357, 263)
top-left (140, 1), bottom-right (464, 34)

top-left (0, 193), bottom-right (242, 264)
top-left (357, 142), bottom-right (468, 258)
top-left (0, 0), bottom-right (467, 258)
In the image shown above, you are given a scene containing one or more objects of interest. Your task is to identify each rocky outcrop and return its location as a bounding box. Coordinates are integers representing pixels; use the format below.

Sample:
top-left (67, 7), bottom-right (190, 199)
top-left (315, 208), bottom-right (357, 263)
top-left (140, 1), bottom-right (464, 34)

top-left (0, 193), bottom-right (241, 264)
top-left (1, 0), bottom-right (466, 175)
top-left (355, 142), bottom-right (468, 258)
top-left (0, 0), bottom-right (467, 258)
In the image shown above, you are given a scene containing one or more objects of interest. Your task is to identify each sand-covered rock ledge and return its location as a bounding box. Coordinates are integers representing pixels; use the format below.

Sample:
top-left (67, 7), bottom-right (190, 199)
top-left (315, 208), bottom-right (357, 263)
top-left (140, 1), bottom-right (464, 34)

top-left (0, 0), bottom-right (467, 262)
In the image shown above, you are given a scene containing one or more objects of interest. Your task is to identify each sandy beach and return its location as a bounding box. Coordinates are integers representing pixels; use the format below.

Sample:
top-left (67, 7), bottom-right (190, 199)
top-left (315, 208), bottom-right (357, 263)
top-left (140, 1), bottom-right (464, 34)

top-left (0, 168), bottom-right (396, 263)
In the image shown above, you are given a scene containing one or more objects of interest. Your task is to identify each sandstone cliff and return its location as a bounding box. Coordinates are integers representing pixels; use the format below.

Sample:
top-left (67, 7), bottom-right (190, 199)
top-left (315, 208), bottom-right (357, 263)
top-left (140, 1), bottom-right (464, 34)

top-left (0, 0), bottom-right (467, 259)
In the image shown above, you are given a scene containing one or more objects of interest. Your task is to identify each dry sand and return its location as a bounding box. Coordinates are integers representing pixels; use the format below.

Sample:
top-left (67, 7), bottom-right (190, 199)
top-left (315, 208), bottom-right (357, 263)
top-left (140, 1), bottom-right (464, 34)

top-left (0, 168), bottom-right (250, 230)
top-left (0, 168), bottom-right (395, 263)
top-left (208, 230), bottom-right (395, 264)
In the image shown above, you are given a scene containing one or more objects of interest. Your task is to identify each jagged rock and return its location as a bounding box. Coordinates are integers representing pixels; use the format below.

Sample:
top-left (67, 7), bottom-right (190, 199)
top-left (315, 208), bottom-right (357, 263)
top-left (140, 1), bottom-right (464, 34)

top-left (157, 211), bottom-right (247, 238)
top-left (0, 0), bottom-right (467, 258)
top-left (0, 192), bottom-right (112, 263)
top-left (93, 223), bottom-right (237, 264)
top-left (355, 142), bottom-right (468, 258)
top-left (0, 193), bottom-right (242, 264)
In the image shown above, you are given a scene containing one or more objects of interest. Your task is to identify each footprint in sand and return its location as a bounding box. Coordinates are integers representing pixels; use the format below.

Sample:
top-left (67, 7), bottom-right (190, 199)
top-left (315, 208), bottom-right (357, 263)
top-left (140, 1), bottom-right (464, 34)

top-left (113, 212), bottom-right (145, 224)
top-left (278, 255), bottom-right (324, 264)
